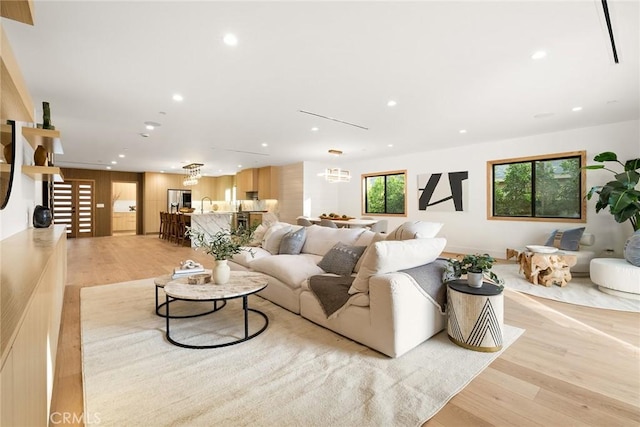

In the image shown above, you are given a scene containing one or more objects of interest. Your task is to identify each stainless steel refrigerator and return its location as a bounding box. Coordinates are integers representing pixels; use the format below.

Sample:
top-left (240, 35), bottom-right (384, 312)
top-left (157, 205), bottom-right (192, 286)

top-left (167, 189), bottom-right (191, 213)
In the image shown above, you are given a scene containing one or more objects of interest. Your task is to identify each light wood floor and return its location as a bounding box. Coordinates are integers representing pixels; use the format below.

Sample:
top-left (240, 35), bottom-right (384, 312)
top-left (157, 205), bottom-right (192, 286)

top-left (50, 235), bottom-right (640, 426)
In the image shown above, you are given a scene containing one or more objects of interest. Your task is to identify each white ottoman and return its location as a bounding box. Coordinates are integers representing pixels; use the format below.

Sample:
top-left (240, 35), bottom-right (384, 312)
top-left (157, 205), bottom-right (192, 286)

top-left (590, 258), bottom-right (640, 300)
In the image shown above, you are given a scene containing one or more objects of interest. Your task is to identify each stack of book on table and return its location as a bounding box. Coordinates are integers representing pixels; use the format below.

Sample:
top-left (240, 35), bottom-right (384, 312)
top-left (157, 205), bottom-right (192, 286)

top-left (172, 260), bottom-right (204, 279)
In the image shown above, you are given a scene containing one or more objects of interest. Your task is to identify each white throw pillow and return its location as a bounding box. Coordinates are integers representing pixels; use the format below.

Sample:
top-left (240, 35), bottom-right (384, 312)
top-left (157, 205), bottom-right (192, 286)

top-left (262, 224), bottom-right (292, 254)
top-left (348, 237), bottom-right (447, 294)
top-left (248, 224), bottom-right (267, 247)
top-left (386, 221), bottom-right (444, 240)
top-left (301, 225), bottom-right (365, 256)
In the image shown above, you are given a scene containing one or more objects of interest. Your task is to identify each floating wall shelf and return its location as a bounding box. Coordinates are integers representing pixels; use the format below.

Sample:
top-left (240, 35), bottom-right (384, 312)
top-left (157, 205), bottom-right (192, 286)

top-left (22, 127), bottom-right (63, 154)
top-left (22, 165), bottom-right (64, 182)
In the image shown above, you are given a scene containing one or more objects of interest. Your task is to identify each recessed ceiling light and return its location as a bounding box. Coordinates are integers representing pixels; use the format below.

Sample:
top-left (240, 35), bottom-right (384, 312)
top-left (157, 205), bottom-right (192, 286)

top-left (572, 106), bottom-right (583, 112)
top-left (387, 100), bottom-right (397, 107)
top-left (328, 149), bottom-right (342, 156)
top-left (237, 164), bottom-right (242, 168)
top-left (106, 166), bottom-right (112, 170)
top-left (172, 94), bottom-right (184, 102)
top-left (223, 33), bottom-right (238, 46)
top-left (111, 161), bottom-right (117, 164)
top-left (119, 154), bottom-right (125, 158)
top-left (261, 143), bottom-right (268, 147)
top-left (311, 127), bottom-right (319, 132)
top-left (534, 112), bottom-right (555, 119)
top-left (160, 171), bottom-right (165, 173)
top-left (387, 144), bottom-right (394, 147)
top-left (531, 50), bottom-right (547, 60)
top-left (159, 111), bottom-right (167, 115)
top-left (139, 133), bottom-right (150, 138)
top-left (459, 129), bottom-right (467, 134)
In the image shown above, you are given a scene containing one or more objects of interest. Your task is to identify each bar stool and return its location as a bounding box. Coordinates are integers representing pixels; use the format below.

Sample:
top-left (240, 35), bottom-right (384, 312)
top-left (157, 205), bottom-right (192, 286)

top-left (177, 214), bottom-right (189, 246)
top-left (169, 213), bottom-right (179, 243)
top-left (159, 212), bottom-right (167, 239)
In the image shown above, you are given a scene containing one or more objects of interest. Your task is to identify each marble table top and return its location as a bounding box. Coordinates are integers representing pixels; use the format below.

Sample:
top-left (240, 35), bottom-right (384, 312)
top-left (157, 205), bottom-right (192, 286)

top-left (164, 271), bottom-right (269, 300)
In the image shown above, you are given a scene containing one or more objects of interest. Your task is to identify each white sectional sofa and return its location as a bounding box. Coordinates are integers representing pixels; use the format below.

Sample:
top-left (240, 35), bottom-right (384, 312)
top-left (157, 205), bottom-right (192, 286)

top-left (229, 221), bottom-right (448, 357)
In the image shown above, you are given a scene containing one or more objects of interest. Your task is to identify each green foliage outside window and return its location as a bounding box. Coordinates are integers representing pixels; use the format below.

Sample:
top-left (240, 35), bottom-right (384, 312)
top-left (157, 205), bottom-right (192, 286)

top-left (492, 153), bottom-right (584, 220)
top-left (364, 172), bottom-right (406, 215)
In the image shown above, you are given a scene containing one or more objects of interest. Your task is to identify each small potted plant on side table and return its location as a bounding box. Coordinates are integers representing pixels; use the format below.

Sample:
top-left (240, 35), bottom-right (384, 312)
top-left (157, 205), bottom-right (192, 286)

top-left (446, 253), bottom-right (503, 288)
top-left (185, 225), bottom-right (255, 285)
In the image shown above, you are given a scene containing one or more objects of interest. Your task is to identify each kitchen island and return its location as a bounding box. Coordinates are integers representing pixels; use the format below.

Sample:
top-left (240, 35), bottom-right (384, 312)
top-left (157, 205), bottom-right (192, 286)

top-left (186, 212), bottom-right (234, 247)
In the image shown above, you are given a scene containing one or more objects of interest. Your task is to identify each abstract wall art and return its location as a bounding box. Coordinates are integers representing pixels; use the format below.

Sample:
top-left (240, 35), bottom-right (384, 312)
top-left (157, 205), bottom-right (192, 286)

top-left (418, 171), bottom-right (469, 212)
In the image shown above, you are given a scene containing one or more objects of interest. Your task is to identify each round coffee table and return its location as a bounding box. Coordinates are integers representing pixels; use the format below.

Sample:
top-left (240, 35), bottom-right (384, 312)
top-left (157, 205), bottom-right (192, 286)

top-left (163, 271), bottom-right (269, 349)
top-left (154, 270), bottom-right (224, 318)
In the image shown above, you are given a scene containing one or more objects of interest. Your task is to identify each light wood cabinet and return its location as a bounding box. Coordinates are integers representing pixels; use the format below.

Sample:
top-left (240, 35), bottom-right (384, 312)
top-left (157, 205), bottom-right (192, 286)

top-left (113, 212), bottom-right (136, 231)
top-left (236, 168), bottom-right (257, 195)
top-left (257, 166), bottom-right (280, 200)
top-left (0, 226), bottom-right (67, 426)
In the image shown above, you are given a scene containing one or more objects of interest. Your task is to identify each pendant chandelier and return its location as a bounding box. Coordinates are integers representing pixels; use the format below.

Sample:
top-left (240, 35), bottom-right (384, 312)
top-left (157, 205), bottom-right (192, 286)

top-left (324, 168), bottom-right (351, 183)
top-left (183, 163), bottom-right (203, 186)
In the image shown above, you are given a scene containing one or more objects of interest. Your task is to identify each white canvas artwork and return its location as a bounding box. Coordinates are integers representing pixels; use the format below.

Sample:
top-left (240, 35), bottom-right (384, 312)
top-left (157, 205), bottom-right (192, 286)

top-left (418, 171), bottom-right (469, 212)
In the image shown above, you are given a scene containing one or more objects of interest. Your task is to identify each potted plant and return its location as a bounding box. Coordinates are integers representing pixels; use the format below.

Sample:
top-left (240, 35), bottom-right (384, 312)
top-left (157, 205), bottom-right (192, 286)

top-left (583, 151), bottom-right (640, 266)
top-left (446, 253), bottom-right (503, 288)
top-left (185, 225), bottom-right (254, 284)
top-left (584, 151), bottom-right (640, 232)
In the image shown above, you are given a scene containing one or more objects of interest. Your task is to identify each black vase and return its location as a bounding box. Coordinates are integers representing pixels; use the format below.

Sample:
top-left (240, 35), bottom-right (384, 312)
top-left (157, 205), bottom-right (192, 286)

top-left (33, 205), bottom-right (52, 228)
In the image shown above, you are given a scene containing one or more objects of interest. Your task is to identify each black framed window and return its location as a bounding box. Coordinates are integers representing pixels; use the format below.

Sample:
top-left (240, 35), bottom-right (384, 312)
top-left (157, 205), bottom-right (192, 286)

top-left (362, 170), bottom-right (406, 215)
top-left (488, 151), bottom-right (586, 221)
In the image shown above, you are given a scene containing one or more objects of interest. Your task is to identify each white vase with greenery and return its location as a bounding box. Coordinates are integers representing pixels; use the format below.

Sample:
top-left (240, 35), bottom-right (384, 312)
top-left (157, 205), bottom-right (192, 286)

top-left (185, 226), bottom-right (254, 285)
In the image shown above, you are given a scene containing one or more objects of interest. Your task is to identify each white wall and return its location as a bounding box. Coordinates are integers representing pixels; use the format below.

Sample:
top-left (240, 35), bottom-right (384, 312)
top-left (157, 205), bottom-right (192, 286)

top-left (0, 124), bottom-right (40, 240)
top-left (336, 120), bottom-right (640, 258)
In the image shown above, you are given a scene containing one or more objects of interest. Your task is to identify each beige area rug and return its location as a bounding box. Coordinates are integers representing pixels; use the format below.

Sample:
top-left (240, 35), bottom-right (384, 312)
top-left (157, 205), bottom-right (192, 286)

top-left (81, 279), bottom-right (523, 427)
top-left (492, 263), bottom-right (640, 312)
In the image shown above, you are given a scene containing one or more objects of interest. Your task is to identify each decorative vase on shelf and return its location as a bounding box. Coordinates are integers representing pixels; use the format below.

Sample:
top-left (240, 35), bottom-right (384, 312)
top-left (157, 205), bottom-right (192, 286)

top-left (467, 271), bottom-right (484, 288)
top-left (3, 143), bottom-right (12, 164)
top-left (33, 205), bottom-right (52, 228)
top-left (213, 260), bottom-right (231, 285)
top-left (34, 145), bottom-right (47, 166)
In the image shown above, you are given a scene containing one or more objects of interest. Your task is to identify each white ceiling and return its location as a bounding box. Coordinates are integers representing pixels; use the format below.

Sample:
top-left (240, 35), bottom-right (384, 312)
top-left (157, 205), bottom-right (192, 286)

top-left (3, 1), bottom-right (639, 177)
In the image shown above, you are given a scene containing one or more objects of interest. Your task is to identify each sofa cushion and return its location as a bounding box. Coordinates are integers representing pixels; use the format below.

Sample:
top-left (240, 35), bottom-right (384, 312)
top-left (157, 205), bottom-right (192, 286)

top-left (387, 221), bottom-right (443, 240)
top-left (230, 246), bottom-right (271, 268)
top-left (354, 232), bottom-right (386, 273)
top-left (263, 224), bottom-right (293, 254)
top-left (301, 225), bottom-right (366, 256)
top-left (248, 224), bottom-right (268, 247)
top-left (279, 227), bottom-right (307, 255)
top-left (250, 253), bottom-right (324, 288)
top-left (544, 227), bottom-right (585, 251)
top-left (349, 237), bottom-right (447, 294)
top-left (318, 242), bottom-right (366, 275)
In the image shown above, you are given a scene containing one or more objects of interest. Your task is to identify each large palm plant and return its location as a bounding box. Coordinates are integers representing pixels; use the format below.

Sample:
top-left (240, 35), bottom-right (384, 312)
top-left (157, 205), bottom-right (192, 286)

top-left (584, 152), bottom-right (640, 232)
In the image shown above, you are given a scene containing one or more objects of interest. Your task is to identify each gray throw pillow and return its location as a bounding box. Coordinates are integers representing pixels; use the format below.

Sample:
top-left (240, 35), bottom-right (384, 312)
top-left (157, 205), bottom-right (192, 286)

top-left (279, 227), bottom-right (307, 255)
top-left (318, 242), bottom-right (366, 275)
top-left (544, 227), bottom-right (585, 251)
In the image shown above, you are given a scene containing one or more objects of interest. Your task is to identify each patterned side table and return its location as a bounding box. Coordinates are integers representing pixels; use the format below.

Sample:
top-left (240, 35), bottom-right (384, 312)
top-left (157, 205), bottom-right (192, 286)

top-left (446, 280), bottom-right (504, 352)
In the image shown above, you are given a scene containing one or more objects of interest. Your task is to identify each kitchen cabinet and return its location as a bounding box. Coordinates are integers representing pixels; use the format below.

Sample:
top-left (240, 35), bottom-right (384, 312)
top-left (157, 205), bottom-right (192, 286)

top-left (249, 213), bottom-right (263, 227)
top-left (236, 168), bottom-right (257, 195)
top-left (113, 212), bottom-right (136, 232)
top-left (257, 166), bottom-right (279, 199)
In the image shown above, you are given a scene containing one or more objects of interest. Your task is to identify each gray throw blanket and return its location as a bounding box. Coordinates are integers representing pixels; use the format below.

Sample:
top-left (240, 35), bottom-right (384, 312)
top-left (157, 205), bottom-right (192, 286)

top-left (398, 258), bottom-right (449, 314)
top-left (308, 258), bottom-right (449, 318)
top-left (308, 275), bottom-right (355, 318)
